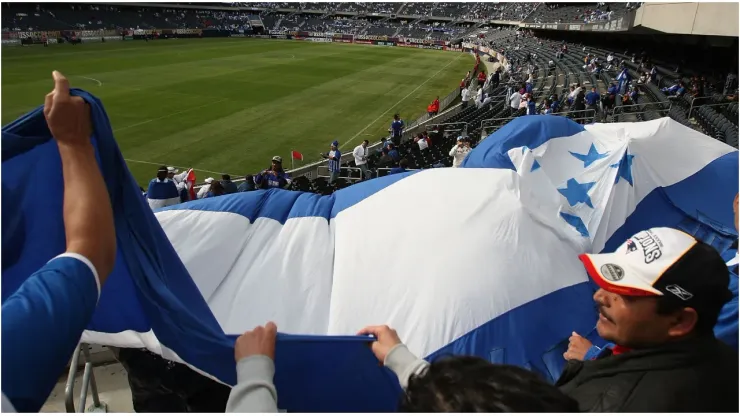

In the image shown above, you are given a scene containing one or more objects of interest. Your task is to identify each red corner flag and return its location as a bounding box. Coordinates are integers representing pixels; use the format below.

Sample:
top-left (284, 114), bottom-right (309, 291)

top-left (292, 150), bottom-right (304, 161)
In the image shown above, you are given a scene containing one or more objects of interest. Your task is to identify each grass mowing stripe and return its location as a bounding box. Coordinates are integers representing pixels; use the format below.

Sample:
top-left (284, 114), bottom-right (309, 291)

top-left (2, 39), bottom-right (473, 185)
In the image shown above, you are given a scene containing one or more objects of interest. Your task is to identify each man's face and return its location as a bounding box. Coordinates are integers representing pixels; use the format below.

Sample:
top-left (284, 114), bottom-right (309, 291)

top-left (167, 172), bottom-right (174, 179)
top-left (593, 289), bottom-right (680, 348)
top-left (271, 161), bottom-right (280, 170)
top-left (362, 141), bottom-right (368, 148)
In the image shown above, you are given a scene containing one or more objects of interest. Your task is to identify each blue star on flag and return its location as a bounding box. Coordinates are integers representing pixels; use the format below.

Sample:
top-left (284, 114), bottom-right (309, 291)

top-left (561, 212), bottom-right (590, 237)
top-left (610, 153), bottom-right (635, 186)
top-left (570, 143), bottom-right (609, 168)
top-left (558, 178), bottom-right (596, 208)
top-left (531, 159), bottom-right (541, 172)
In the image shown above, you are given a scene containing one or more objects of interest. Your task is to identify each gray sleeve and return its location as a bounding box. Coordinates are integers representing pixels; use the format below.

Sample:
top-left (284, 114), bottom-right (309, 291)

top-left (383, 344), bottom-right (430, 389)
top-left (226, 355), bottom-right (279, 413)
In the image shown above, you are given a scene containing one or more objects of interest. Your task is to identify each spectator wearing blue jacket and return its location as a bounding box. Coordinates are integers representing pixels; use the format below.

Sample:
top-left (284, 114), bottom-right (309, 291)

top-left (526, 95), bottom-right (537, 115)
top-left (387, 143), bottom-right (400, 163)
top-left (389, 159), bottom-right (409, 175)
top-left (585, 86), bottom-right (600, 120)
top-left (237, 175), bottom-right (255, 192)
top-left (321, 140), bottom-right (342, 184)
top-left (221, 174), bottom-right (238, 194)
top-left (616, 66), bottom-right (631, 95)
top-left (147, 166), bottom-right (180, 209)
top-left (390, 114), bottom-right (405, 146)
top-left (255, 156), bottom-right (291, 189)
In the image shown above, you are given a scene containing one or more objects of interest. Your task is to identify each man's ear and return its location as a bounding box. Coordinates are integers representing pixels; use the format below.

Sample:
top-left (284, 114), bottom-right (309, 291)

top-left (667, 307), bottom-right (698, 338)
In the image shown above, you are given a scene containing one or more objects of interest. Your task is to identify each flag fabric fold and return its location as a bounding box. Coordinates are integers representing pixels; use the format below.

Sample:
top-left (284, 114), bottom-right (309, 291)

top-left (3, 93), bottom-right (737, 413)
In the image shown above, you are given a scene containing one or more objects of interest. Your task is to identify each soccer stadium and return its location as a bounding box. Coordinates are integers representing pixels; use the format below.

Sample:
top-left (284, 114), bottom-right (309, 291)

top-left (2, 1), bottom-right (739, 413)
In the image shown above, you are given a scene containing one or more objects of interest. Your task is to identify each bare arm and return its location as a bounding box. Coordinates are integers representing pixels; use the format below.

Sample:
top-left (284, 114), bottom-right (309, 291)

top-left (45, 71), bottom-right (116, 283)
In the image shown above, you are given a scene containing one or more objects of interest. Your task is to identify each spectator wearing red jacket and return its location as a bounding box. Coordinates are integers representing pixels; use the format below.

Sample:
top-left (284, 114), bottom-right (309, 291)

top-left (427, 96), bottom-right (439, 116)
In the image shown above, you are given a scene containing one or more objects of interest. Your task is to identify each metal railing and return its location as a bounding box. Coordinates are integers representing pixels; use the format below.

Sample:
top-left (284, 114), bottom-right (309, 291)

top-left (316, 166), bottom-right (364, 182)
top-left (428, 121), bottom-right (469, 138)
top-left (479, 109), bottom-right (597, 139)
top-left (687, 96), bottom-right (734, 120)
top-left (609, 101), bottom-right (672, 122)
top-left (65, 343), bottom-right (107, 413)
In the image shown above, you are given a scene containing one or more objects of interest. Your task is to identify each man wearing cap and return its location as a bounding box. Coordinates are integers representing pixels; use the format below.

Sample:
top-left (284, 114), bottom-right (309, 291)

top-left (255, 156), bottom-right (291, 190)
top-left (166, 167), bottom-right (190, 202)
top-left (147, 166), bottom-right (180, 209)
top-left (197, 177), bottom-right (214, 199)
top-left (557, 227), bottom-right (738, 412)
top-left (321, 141), bottom-right (342, 185)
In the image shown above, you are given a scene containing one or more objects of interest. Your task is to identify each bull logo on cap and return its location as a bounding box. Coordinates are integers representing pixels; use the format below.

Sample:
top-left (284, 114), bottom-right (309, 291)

top-left (625, 239), bottom-right (638, 254)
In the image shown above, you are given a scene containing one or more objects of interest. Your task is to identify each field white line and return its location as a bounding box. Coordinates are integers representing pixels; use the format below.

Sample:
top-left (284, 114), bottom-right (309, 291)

top-left (124, 159), bottom-right (233, 176)
top-left (78, 76), bottom-right (102, 86)
top-left (113, 98), bottom-right (228, 133)
top-left (340, 52), bottom-right (463, 150)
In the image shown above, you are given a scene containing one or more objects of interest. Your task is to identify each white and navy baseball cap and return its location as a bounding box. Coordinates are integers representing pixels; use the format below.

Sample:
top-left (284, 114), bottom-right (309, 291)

top-left (579, 228), bottom-right (731, 306)
top-left (167, 166), bottom-right (178, 174)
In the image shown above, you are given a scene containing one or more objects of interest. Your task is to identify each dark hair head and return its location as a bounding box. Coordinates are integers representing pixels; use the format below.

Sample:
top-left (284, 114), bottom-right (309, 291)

top-left (222, 174), bottom-right (231, 181)
top-left (245, 174), bottom-right (253, 181)
top-left (157, 165), bottom-right (168, 180)
top-left (399, 159), bottom-right (408, 169)
top-left (363, 139), bottom-right (369, 145)
top-left (399, 356), bottom-right (579, 412)
top-left (209, 180), bottom-right (225, 196)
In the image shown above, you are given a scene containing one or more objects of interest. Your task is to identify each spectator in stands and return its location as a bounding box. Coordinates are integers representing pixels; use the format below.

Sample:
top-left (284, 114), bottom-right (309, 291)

top-left (197, 177), bottom-right (213, 199)
top-left (237, 175), bottom-right (255, 192)
top-left (221, 174), bottom-right (237, 194)
top-left (353, 140), bottom-right (370, 180)
top-left (386, 143), bottom-right (400, 163)
top-left (585, 86), bottom-right (600, 121)
top-left (390, 114), bottom-right (405, 146)
top-left (543, 99), bottom-right (553, 115)
top-left (477, 71), bottom-right (487, 86)
top-left (573, 89), bottom-right (586, 122)
top-left (225, 323), bottom-right (579, 412)
top-left (427, 96), bottom-right (440, 117)
top-left (147, 166), bottom-right (180, 209)
top-left (167, 166), bottom-right (190, 203)
top-left (206, 181), bottom-right (225, 198)
top-left (662, 81), bottom-right (685, 97)
top-left (491, 68), bottom-right (501, 90)
top-left (509, 88), bottom-right (522, 116)
top-left (526, 94), bottom-right (537, 116)
top-left (2, 70), bottom-right (116, 413)
top-left (321, 141), bottom-right (342, 185)
top-left (617, 65), bottom-right (632, 95)
top-left (449, 136), bottom-right (471, 168)
top-left (461, 87), bottom-right (471, 109)
top-left (550, 94), bottom-right (561, 113)
top-left (255, 156), bottom-right (291, 189)
top-left (724, 72), bottom-right (738, 97)
top-left (649, 64), bottom-right (658, 84)
top-left (389, 159), bottom-right (409, 175)
top-left (558, 228), bottom-right (739, 412)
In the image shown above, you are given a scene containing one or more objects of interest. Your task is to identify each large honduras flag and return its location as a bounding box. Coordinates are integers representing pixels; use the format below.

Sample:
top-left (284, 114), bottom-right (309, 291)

top-left (3, 89), bottom-right (737, 412)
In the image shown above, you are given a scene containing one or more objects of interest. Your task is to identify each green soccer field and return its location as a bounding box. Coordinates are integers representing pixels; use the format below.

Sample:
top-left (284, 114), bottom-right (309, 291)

top-left (2, 39), bottom-right (473, 186)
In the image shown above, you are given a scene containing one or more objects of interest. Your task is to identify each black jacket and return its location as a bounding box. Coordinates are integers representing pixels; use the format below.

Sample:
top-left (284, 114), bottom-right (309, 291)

top-left (556, 336), bottom-right (738, 412)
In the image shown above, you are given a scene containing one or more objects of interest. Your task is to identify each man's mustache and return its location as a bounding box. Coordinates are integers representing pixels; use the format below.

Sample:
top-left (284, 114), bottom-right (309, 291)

top-left (599, 307), bottom-right (615, 323)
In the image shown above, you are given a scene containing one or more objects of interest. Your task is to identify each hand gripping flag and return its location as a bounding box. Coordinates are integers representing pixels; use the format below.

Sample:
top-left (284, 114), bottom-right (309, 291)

top-left (3, 92), bottom-right (737, 413)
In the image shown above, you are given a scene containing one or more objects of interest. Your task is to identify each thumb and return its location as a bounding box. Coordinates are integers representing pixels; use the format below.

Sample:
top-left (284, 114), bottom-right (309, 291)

top-left (52, 71), bottom-right (70, 96)
top-left (572, 331), bottom-right (580, 337)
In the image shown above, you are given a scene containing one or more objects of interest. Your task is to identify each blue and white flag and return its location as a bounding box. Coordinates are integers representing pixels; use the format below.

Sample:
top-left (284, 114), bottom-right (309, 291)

top-left (3, 92), bottom-right (737, 412)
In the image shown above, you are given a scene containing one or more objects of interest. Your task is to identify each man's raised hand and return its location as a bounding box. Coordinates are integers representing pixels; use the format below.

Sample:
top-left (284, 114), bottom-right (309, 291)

top-left (44, 71), bottom-right (92, 146)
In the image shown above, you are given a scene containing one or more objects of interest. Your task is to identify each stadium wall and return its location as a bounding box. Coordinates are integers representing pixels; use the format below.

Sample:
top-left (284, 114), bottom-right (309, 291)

top-left (633, 2), bottom-right (739, 37)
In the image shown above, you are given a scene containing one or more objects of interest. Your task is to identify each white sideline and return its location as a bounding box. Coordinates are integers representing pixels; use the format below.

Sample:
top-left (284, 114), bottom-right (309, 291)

top-left (113, 98), bottom-right (228, 133)
top-left (124, 158), bottom-right (232, 176)
top-left (340, 52), bottom-right (463, 150)
top-left (78, 76), bottom-right (103, 86)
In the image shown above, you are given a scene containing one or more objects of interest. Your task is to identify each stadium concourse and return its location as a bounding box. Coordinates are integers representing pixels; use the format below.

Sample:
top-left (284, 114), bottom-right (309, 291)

top-left (1, 1), bottom-right (739, 414)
